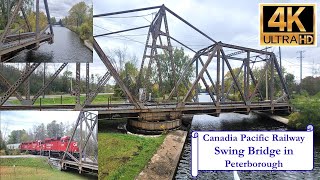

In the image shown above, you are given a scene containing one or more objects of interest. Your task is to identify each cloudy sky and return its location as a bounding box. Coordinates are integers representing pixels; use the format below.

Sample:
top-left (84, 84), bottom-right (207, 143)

top-left (0, 111), bottom-right (96, 138)
top-left (39, 0), bottom-right (92, 20)
top-left (92, 0), bottom-right (320, 83)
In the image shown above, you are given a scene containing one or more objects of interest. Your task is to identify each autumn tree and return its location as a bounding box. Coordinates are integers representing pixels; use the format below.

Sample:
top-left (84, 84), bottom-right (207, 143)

top-left (47, 120), bottom-right (65, 138)
top-left (7, 129), bottom-right (29, 144)
top-left (0, 0), bottom-right (33, 30)
top-left (153, 48), bottom-right (194, 97)
top-left (33, 123), bottom-right (46, 140)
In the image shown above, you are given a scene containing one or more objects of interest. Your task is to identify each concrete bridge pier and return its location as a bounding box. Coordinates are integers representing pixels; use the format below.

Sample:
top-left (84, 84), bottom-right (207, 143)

top-left (127, 111), bottom-right (182, 134)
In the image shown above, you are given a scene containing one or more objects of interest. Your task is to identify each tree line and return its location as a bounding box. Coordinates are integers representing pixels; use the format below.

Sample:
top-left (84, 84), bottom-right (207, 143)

top-left (0, 64), bottom-right (112, 96)
top-left (0, 118), bottom-right (97, 156)
top-left (0, 0), bottom-right (48, 33)
top-left (61, 2), bottom-right (93, 42)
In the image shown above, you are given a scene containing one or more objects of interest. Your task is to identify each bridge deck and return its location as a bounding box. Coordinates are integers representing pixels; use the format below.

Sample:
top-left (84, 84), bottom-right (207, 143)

top-left (0, 33), bottom-right (53, 61)
top-left (0, 101), bottom-right (290, 115)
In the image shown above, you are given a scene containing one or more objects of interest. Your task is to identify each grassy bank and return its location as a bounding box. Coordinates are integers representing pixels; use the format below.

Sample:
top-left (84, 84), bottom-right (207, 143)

top-left (98, 131), bottom-right (165, 179)
top-left (9, 94), bottom-right (125, 105)
top-left (0, 157), bottom-right (87, 179)
top-left (288, 93), bottom-right (320, 134)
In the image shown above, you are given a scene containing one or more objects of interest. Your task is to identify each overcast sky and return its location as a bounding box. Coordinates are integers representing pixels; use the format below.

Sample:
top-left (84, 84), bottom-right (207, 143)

top-left (0, 111), bottom-right (96, 139)
top-left (91, 0), bottom-right (320, 83)
top-left (39, 0), bottom-right (92, 20)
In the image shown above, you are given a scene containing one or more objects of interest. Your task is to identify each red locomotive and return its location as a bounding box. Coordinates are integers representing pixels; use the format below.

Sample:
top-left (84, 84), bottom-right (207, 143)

top-left (20, 136), bottom-right (79, 157)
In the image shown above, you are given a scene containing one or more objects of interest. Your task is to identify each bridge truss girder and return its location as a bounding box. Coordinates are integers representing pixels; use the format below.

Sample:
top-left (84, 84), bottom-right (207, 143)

top-left (0, 63), bottom-right (104, 109)
top-left (172, 42), bottom-right (289, 110)
top-left (0, 0), bottom-right (53, 62)
top-left (61, 111), bottom-right (98, 174)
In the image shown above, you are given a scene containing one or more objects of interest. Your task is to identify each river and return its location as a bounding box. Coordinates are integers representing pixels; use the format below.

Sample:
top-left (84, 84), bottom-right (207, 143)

top-left (11, 26), bottom-right (92, 63)
top-left (175, 113), bottom-right (320, 179)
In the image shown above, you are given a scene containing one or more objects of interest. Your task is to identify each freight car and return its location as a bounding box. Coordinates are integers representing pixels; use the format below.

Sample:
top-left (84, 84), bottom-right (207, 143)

top-left (20, 136), bottom-right (79, 158)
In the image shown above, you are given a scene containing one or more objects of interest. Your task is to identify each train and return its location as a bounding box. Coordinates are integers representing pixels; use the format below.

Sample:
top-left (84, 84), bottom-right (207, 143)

top-left (12, 136), bottom-right (79, 158)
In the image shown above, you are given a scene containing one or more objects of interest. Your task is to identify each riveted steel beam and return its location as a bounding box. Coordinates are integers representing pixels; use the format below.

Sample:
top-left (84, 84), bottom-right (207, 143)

top-left (31, 63), bottom-right (68, 104)
top-left (0, 0), bottom-right (24, 44)
top-left (93, 38), bottom-right (143, 109)
top-left (181, 45), bottom-right (218, 104)
top-left (0, 63), bottom-right (40, 106)
top-left (220, 48), bottom-right (247, 105)
top-left (0, 73), bottom-right (24, 103)
top-left (82, 72), bottom-right (111, 107)
top-left (75, 63), bottom-right (81, 110)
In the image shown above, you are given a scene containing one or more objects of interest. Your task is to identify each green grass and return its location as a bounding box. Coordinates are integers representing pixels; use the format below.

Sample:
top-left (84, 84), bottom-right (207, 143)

top-left (9, 94), bottom-right (125, 105)
top-left (0, 157), bottom-right (51, 169)
top-left (0, 157), bottom-right (89, 179)
top-left (98, 132), bottom-right (165, 180)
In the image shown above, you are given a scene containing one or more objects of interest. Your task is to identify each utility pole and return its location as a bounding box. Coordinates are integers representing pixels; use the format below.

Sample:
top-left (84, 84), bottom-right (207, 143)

top-left (297, 50), bottom-right (305, 92)
top-left (43, 63), bottom-right (46, 98)
top-left (297, 51), bottom-right (305, 83)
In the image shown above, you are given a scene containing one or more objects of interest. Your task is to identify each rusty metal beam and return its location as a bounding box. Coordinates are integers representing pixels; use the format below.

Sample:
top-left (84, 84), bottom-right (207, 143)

top-left (137, 9), bottom-right (162, 93)
top-left (24, 63), bottom-right (31, 100)
top-left (220, 42), bottom-right (273, 55)
top-left (94, 25), bottom-right (150, 38)
top-left (167, 52), bottom-right (201, 100)
top-left (86, 63), bottom-right (89, 100)
top-left (43, 0), bottom-right (53, 34)
top-left (272, 54), bottom-right (290, 99)
top-left (93, 38), bottom-right (143, 109)
top-left (164, 6), bottom-right (216, 43)
top-left (0, 63), bottom-right (40, 106)
top-left (162, 10), bottom-right (177, 100)
top-left (0, 0), bottom-right (24, 44)
top-left (93, 5), bottom-right (162, 18)
top-left (75, 63), bottom-right (81, 110)
top-left (0, 73), bottom-right (24, 103)
top-left (225, 63), bottom-right (244, 98)
top-left (181, 45), bottom-right (218, 103)
top-left (220, 48), bottom-right (247, 105)
top-left (201, 76), bottom-right (216, 105)
top-left (21, 6), bottom-right (32, 32)
top-left (249, 61), bottom-right (269, 102)
top-left (31, 63), bottom-right (68, 104)
top-left (82, 72), bottom-right (111, 107)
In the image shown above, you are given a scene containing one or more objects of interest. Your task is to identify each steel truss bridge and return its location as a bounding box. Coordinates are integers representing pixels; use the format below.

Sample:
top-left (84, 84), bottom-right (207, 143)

top-left (60, 111), bottom-right (98, 174)
top-left (0, 0), bottom-right (54, 62)
top-left (0, 5), bottom-right (290, 133)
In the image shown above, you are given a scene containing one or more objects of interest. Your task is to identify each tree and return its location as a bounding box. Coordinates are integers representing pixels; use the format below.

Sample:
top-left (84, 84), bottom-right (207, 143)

top-left (301, 76), bottom-right (320, 96)
top-left (0, 130), bottom-right (6, 150)
top-left (27, 11), bottom-right (48, 32)
top-left (47, 120), bottom-right (64, 138)
top-left (114, 61), bottom-right (138, 97)
top-left (33, 123), bottom-right (46, 140)
top-left (154, 48), bottom-right (194, 97)
top-left (0, 0), bottom-right (33, 30)
top-left (68, 2), bottom-right (88, 27)
top-left (7, 130), bottom-right (28, 144)
top-left (285, 73), bottom-right (296, 95)
top-left (50, 17), bottom-right (56, 24)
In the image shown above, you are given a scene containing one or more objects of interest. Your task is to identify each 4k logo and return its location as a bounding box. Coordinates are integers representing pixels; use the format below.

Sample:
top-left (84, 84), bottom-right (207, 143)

top-left (260, 4), bottom-right (316, 46)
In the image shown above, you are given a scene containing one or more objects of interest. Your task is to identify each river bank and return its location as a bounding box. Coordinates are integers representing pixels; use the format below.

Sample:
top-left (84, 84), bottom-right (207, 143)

top-left (98, 119), bottom-right (165, 179)
top-left (65, 25), bottom-right (93, 51)
top-left (10, 26), bottom-right (92, 62)
top-left (136, 130), bottom-right (187, 180)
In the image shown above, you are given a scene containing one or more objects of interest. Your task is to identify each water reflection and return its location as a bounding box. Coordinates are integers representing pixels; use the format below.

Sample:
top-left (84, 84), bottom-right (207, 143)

top-left (10, 26), bottom-right (92, 63)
